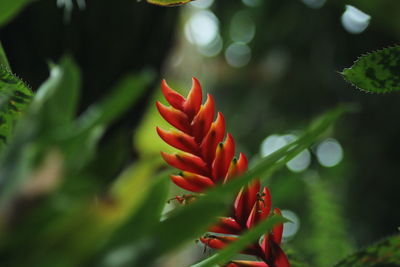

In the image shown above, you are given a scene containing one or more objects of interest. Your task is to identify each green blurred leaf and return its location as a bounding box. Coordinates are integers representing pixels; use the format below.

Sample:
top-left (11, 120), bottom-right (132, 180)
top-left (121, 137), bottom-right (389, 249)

top-left (191, 215), bottom-right (288, 267)
top-left (99, 170), bottom-right (170, 267)
top-left (35, 57), bottom-right (81, 126)
top-left (0, 60), bottom-right (153, 212)
top-left (0, 42), bottom-right (11, 70)
top-left (75, 70), bottom-right (154, 133)
top-left (0, 0), bottom-right (34, 27)
top-left (0, 159), bottom-right (162, 267)
top-left (342, 46), bottom-right (400, 93)
top-left (0, 55), bottom-right (156, 266)
top-left (284, 248), bottom-right (311, 267)
top-left (147, 0), bottom-right (193, 6)
top-left (58, 70), bottom-right (154, 170)
top-left (109, 105), bottom-right (348, 267)
top-left (0, 57), bottom-right (79, 210)
top-left (334, 235), bottom-right (400, 267)
top-left (305, 177), bottom-right (353, 266)
top-left (0, 66), bottom-right (33, 151)
top-left (134, 91), bottom-right (178, 157)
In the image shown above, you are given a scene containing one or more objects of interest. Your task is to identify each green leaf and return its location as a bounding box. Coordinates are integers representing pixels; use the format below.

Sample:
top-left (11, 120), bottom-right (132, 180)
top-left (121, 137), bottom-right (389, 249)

top-left (0, 61), bottom-right (153, 211)
top-left (57, 70), bottom-right (155, 170)
top-left (341, 46), bottom-right (400, 93)
top-left (0, 60), bottom-right (156, 266)
top-left (134, 91), bottom-right (179, 157)
top-left (334, 235), bottom-right (400, 267)
top-left (98, 170), bottom-right (170, 267)
top-left (0, 160), bottom-right (163, 267)
top-left (35, 56), bottom-right (81, 126)
top-left (0, 57), bottom-right (80, 209)
top-left (147, 0), bottom-right (193, 7)
top-left (0, 42), bottom-right (11, 70)
top-left (74, 69), bottom-right (155, 133)
top-left (305, 177), bottom-right (353, 266)
top-left (190, 215), bottom-right (288, 267)
top-left (107, 105), bottom-right (349, 267)
top-left (0, 0), bottom-right (34, 27)
top-left (0, 66), bottom-right (33, 151)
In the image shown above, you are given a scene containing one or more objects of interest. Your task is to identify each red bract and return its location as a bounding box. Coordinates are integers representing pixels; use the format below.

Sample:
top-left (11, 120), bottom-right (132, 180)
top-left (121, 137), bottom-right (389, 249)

top-left (156, 78), bottom-right (290, 267)
top-left (204, 189), bottom-right (290, 267)
top-left (156, 78), bottom-right (239, 190)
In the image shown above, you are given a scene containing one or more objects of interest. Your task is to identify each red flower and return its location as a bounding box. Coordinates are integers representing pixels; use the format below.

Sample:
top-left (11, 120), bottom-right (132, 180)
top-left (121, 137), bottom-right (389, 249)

top-left (157, 78), bottom-right (290, 267)
top-left (202, 185), bottom-right (290, 267)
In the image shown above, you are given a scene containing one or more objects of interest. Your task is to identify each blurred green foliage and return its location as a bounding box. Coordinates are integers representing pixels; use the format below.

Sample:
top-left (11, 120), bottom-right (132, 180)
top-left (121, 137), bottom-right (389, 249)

top-left (335, 235), bottom-right (400, 267)
top-left (0, 0), bottom-right (33, 27)
top-left (305, 177), bottom-right (353, 266)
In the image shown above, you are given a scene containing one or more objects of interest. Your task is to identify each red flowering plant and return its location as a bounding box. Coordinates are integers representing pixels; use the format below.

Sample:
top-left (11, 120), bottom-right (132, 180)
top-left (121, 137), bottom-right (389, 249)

top-left (156, 77), bottom-right (290, 267)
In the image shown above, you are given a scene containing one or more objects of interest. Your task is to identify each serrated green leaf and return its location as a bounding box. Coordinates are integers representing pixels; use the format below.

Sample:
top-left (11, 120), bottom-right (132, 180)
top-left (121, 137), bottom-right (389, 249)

top-left (147, 0), bottom-right (193, 7)
top-left (0, 66), bottom-right (33, 151)
top-left (104, 105), bottom-right (348, 267)
top-left (0, 0), bottom-right (34, 27)
top-left (342, 46), bottom-right (400, 93)
top-left (334, 235), bottom-right (400, 267)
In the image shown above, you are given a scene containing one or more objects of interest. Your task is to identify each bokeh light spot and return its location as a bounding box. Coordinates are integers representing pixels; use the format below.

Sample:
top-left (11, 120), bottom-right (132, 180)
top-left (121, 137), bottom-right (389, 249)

top-left (225, 43), bottom-right (251, 68)
top-left (198, 34), bottom-right (223, 57)
top-left (281, 210), bottom-right (300, 241)
top-left (261, 134), bottom-right (310, 172)
top-left (242, 0), bottom-right (262, 7)
top-left (230, 11), bottom-right (256, 44)
top-left (184, 10), bottom-right (219, 47)
top-left (190, 0), bottom-right (214, 9)
top-left (301, 0), bottom-right (326, 9)
top-left (287, 149), bottom-right (311, 173)
top-left (316, 138), bottom-right (344, 167)
top-left (341, 5), bottom-right (371, 34)
top-left (260, 134), bottom-right (287, 157)
top-left (282, 134), bottom-right (310, 172)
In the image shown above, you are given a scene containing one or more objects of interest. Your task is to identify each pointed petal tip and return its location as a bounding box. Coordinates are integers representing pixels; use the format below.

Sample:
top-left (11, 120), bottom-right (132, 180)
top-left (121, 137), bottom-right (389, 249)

top-left (161, 79), bottom-right (186, 110)
top-left (192, 76), bottom-right (200, 85)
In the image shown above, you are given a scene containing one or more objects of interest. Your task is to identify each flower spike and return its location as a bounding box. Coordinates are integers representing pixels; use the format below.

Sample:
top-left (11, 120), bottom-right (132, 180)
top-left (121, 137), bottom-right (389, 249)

top-left (156, 78), bottom-right (290, 267)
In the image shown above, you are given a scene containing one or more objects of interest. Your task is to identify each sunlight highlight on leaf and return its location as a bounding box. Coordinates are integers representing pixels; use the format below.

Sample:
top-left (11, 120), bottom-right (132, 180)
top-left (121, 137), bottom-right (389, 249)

top-left (147, 0), bottom-right (193, 7)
